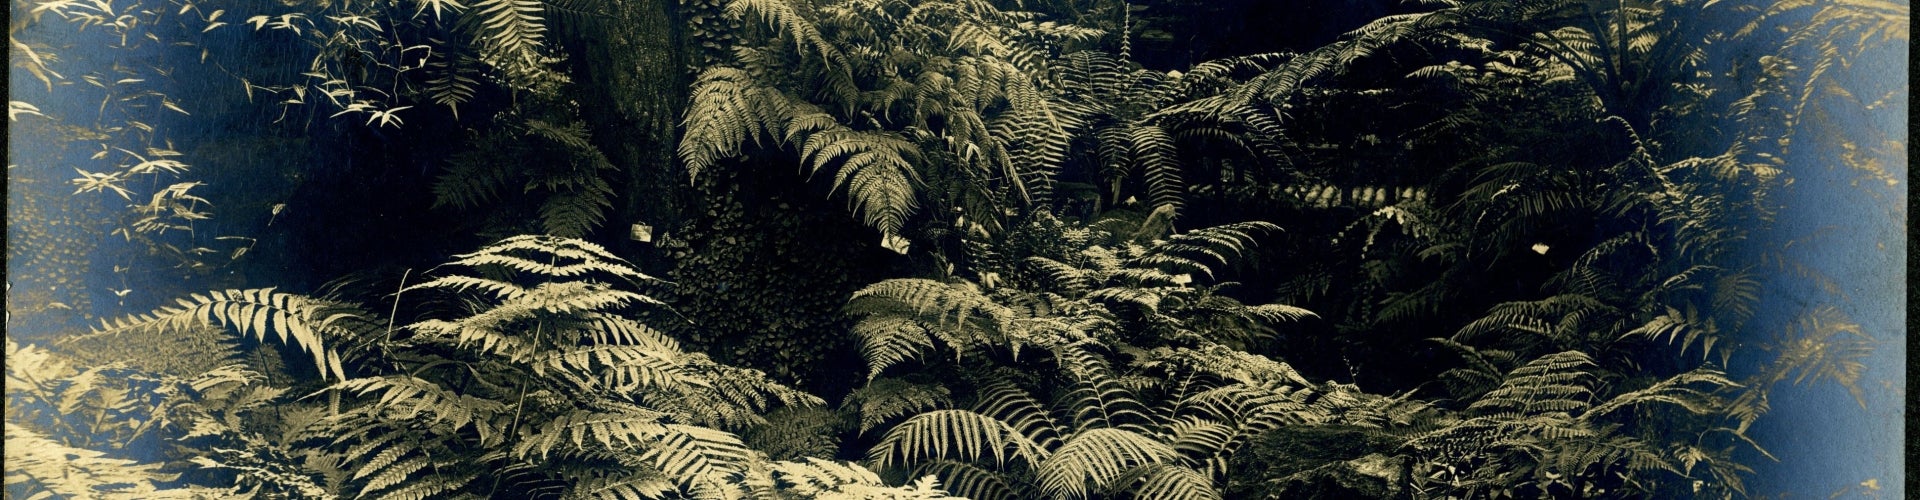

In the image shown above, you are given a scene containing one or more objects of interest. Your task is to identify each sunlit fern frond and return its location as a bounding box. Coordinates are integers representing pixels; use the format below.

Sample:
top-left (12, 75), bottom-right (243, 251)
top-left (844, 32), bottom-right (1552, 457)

top-left (510, 405), bottom-right (675, 457)
top-left (423, 52), bottom-right (483, 117)
top-left (1583, 368), bottom-right (1735, 420)
top-left (330, 422), bottom-right (480, 500)
top-left (82, 288), bottom-right (362, 380)
top-left (564, 468), bottom-right (676, 500)
top-left (854, 316), bottom-right (936, 379)
top-left (543, 344), bottom-right (692, 393)
top-left (1160, 416), bottom-right (1236, 466)
top-left (428, 234), bottom-right (652, 284)
top-left (655, 357), bottom-right (824, 430)
top-left (679, 67), bottom-right (793, 179)
top-left (868, 409), bottom-right (1048, 470)
top-left (1035, 427), bottom-right (1178, 500)
top-left (763, 458), bottom-right (963, 498)
top-left (799, 128), bottom-right (923, 236)
top-left (972, 376), bottom-right (1067, 451)
top-left (332, 375), bottom-right (514, 439)
top-left (847, 279), bottom-right (1017, 359)
top-left (467, 0), bottom-right (553, 81)
top-left (638, 424), bottom-right (756, 492)
top-left (1054, 345), bottom-right (1155, 433)
top-left (1623, 304), bottom-right (1721, 362)
top-left (1110, 462), bottom-right (1221, 500)
top-left (909, 460), bottom-right (1019, 500)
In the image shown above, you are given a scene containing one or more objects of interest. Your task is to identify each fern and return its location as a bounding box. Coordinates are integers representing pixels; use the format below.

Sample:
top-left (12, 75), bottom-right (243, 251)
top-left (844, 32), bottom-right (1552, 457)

top-left (4, 422), bottom-right (204, 499)
top-left (1113, 463), bottom-right (1221, 500)
top-left (1126, 122), bottom-right (1184, 214)
top-left (763, 458), bottom-right (961, 499)
top-left (83, 289), bottom-right (361, 380)
top-left (802, 128), bottom-right (924, 236)
top-left (844, 379), bottom-right (953, 434)
top-left (1035, 427), bottom-right (1177, 500)
top-left (469, 0), bottom-right (551, 74)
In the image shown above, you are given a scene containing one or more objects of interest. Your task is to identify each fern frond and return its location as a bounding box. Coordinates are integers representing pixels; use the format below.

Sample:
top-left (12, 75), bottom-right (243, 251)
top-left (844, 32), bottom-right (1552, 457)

top-left (331, 376), bottom-right (512, 438)
top-left (853, 317), bottom-right (935, 379)
top-left (845, 379), bottom-right (953, 434)
top-left (1468, 351), bottom-right (1597, 416)
top-left (434, 151), bottom-right (518, 210)
top-left (1127, 122), bottom-right (1184, 215)
top-left (1113, 463), bottom-right (1221, 500)
top-left (800, 128), bottom-right (924, 236)
top-left (566, 469), bottom-right (675, 500)
top-left (909, 460), bottom-right (1017, 500)
top-left (868, 409), bottom-right (1047, 470)
top-left (972, 377), bottom-right (1066, 451)
top-left (469, 0), bottom-right (550, 73)
top-left (1035, 427), bottom-right (1177, 500)
top-left (641, 424), bottom-right (755, 488)
top-left (85, 288), bottom-right (356, 380)
top-left (544, 344), bottom-right (690, 392)
top-left (514, 407), bottom-right (670, 459)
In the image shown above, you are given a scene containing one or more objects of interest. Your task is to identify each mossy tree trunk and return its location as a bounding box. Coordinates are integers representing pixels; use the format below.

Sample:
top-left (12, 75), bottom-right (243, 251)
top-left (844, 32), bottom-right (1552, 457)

top-left (561, 0), bottom-right (691, 267)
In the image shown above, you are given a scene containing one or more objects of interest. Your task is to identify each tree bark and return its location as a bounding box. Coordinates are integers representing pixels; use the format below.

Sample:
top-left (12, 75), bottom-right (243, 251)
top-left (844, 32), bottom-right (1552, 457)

top-left (561, 0), bottom-right (691, 266)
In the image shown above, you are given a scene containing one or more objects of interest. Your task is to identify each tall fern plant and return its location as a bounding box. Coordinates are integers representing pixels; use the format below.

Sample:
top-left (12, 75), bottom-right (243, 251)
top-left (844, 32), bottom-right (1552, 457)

top-left (71, 235), bottom-right (957, 499)
top-left (679, 0), bottom-right (1099, 242)
top-left (301, 235), bottom-right (825, 498)
top-left (844, 213), bottom-right (1348, 499)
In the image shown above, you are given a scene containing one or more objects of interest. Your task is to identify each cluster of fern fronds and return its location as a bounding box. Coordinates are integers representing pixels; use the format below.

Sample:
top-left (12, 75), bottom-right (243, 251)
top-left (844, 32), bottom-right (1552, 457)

top-left (838, 211), bottom-right (1366, 500)
top-left (7, 235), bottom-right (962, 499)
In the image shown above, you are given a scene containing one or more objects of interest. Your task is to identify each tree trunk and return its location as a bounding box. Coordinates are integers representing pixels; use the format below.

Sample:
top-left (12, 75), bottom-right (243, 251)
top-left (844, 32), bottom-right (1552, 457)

top-left (561, 0), bottom-right (691, 267)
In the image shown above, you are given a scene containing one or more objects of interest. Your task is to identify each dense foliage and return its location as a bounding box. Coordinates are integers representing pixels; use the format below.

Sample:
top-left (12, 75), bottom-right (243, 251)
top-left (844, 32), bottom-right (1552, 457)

top-left (7, 0), bottom-right (1904, 498)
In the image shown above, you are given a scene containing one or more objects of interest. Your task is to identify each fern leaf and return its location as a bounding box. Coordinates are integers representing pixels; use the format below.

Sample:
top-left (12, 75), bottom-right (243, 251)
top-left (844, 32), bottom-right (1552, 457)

top-left (1127, 122), bottom-right (1184, 215)
top-left (868, 409), bottom-right (1047, 470)
top-left (845, 379), bottom-right (953, 433)
top-left (1114, 463), bottom-right (1221, 500)
top-left (1035, 427), bottom-right (1177, 500)
top-left (85, 288), bottom-right (355, 380)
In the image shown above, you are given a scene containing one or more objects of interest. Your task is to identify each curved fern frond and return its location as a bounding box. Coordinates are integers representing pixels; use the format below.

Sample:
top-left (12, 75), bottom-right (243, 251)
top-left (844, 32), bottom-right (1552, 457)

top-left (1035, 427), bottom-right (1177, 500)
top-left (1127, 122), bottom-right (1184, 215)
top-left (803, 129), bottom-right (924, 236)
top-left (84, 288), bottom-right (358, 380)
top-left (909, 460), bottom-right (1017, 500)
top-left (845, 379), bottom-right (953, 434)
top-left (1468, 350), bottom-right (1597, 416)
top-left (1112, 462), bottom-right (1221, 500)
top-left (868, 409), bottom-right (1047, 470)
top-left (854, 317), bottom-right (936, 379)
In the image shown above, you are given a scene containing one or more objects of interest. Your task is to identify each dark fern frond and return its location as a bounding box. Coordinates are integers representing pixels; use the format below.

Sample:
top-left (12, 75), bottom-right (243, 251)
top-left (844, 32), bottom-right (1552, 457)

top-left (844, 378), bottom-right (954, 434)
top-left (1468, 350), bottom-right (1597, 416)
top-left (1126, 122), bottom-right (1184, 215)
